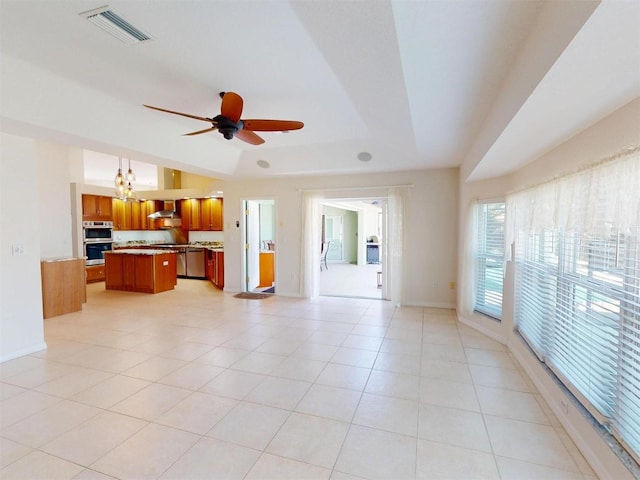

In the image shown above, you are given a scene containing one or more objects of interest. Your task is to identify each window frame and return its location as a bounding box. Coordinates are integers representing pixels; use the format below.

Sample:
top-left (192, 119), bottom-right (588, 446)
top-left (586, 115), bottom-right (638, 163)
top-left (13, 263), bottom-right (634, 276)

top-left (473, 200), bottom-right (506, 320)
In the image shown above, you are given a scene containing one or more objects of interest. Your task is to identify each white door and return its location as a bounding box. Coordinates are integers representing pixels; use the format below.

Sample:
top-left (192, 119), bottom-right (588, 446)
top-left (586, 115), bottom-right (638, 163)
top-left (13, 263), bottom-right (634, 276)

top-left (244, 200), bottom-right (260, 291)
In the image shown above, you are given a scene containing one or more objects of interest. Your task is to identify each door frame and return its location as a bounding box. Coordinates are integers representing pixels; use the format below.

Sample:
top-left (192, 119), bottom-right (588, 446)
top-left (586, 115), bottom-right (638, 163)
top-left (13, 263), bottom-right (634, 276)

top-left (318, 196), bottom-right (388, 300)
top-left (241, 197), bottom-right (277, 293)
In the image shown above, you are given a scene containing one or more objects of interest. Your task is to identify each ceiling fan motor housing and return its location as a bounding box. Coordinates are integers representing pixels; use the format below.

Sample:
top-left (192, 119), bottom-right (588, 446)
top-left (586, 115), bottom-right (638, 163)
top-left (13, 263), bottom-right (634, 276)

top-left (213, 115), bottom-right (242, 140)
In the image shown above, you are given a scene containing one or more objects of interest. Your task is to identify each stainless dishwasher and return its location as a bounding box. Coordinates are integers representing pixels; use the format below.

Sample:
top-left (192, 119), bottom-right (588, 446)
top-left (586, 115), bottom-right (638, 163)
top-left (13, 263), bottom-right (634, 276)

top-left (176, 248), bottom-right (187, 277)
top-left (186, 247), bottom-right (206, 279)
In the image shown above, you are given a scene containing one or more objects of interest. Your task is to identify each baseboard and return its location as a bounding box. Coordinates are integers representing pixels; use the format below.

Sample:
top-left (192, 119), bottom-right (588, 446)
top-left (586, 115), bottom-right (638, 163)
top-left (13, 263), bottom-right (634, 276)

top-left (509, 338), bottom-right (636, 480)
top-left (403, 301), bottom-right (456, 309)
top-left (0, 341), bottom-right (48, 363)
top-left (456, 312), bottom-right (507, 344)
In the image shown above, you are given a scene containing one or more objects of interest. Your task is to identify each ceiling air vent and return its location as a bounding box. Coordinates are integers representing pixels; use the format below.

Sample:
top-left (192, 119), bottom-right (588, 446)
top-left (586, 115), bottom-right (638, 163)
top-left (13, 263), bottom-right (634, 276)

top-left (80, 6), bottom-right (153, 45)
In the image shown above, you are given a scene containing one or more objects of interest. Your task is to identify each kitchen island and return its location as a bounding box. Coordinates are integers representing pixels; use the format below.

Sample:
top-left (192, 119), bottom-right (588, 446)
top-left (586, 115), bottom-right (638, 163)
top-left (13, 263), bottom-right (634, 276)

top-left (104, 249), bottom-right (177, 294)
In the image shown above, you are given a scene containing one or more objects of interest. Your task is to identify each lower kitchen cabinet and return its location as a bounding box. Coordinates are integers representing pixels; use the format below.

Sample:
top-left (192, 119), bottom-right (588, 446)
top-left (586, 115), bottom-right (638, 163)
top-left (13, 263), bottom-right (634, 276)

top-left (41, 258), bottom-right (86, 319)
top-left (86, 264), bottom-right (106, 283)
top-left (207, 250), bottom-right (224, 289)
top-left (105, 251), bottom-right (177, 293)
top-left (215, 252), bottom-right (224, 289)
top-left (259, 252), bottom-right (275, 287)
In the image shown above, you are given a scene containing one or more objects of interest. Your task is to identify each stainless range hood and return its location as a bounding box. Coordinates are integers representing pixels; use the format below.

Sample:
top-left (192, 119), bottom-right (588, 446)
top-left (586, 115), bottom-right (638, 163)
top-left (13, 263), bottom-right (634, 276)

top-left (148, 201), bottom-right (179, 219)
top-left (148, 200), bottom-right (182, 228)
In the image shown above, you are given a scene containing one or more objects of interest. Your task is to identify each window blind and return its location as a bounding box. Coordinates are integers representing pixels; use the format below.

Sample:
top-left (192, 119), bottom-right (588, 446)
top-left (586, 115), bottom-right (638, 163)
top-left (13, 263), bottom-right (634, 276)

top-left (510, 150), bottom-right (640, 463)
top-left (474, 202), bottom-right (505, 319)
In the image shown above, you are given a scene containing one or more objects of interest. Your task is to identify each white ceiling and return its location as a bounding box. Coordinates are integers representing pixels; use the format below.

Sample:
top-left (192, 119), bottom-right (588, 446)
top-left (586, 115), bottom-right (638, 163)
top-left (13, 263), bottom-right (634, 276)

top-left (0, 1), bottom-right (638, 183)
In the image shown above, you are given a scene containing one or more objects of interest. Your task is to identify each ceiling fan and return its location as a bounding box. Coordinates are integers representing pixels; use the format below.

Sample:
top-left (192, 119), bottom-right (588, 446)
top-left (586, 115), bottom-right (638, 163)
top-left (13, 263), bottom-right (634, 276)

top-left (143, 92), bottom-right (304, 145)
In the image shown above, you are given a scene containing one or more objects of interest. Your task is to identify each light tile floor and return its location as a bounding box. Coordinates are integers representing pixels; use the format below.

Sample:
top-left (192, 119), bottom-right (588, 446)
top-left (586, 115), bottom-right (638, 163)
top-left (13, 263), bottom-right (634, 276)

top-left (320, 263), bottom-right (382, 299)
top-left (0, 280), bottom-right (599, 479)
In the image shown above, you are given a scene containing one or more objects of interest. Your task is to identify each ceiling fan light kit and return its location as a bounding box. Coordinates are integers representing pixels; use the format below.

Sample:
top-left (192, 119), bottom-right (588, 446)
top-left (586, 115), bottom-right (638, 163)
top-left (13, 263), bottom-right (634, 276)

top-left (144, 91), bottom-right (303, 145)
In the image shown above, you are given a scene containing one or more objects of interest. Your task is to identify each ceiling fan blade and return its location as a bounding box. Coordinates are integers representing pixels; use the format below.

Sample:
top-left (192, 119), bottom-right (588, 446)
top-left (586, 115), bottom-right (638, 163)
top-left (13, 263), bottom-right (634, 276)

top-left (220, 92), bottom-right (243, 123)
top-left (183, 126), bottom-right (218, 136)
top-left (144, 104), bottom-right (212, 123)
top-left (243, 119), bottom-right (304, 132)
top-left (235, 129), bottom-right (265, 145)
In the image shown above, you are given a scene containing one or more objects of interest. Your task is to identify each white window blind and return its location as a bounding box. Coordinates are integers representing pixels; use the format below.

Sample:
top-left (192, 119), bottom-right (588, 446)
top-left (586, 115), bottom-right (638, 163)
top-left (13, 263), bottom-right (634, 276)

top-left (509, 149), bottom-right (640, 463)
top-left (474, 202), bottom-right (505, 319)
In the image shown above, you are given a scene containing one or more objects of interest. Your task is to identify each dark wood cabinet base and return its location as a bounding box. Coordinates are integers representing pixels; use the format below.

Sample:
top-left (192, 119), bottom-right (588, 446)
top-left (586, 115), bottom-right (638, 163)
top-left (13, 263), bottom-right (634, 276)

top-left (105, 251), bottom-right (177, 293)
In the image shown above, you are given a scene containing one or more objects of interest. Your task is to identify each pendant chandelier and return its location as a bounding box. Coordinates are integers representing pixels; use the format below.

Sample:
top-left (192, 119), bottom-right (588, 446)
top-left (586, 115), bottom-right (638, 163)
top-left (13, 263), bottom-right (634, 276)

top-left (114, 157), bottom-right (135, 201)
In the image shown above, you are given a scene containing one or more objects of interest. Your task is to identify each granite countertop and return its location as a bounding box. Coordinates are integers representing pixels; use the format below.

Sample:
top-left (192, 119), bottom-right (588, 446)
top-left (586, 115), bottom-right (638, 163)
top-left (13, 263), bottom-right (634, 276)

top-left (41, 257), bottom-right (85, 263)
top-left (107, 249), bottom-right (178, 255)
top-left (113, 241), bottom-right (223, 251)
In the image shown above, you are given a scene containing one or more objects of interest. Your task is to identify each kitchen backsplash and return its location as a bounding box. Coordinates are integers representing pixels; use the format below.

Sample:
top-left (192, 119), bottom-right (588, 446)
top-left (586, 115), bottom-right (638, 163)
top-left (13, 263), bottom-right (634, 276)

top-left (113, 230), bottom-right (166, 244)
top-left (113, 230), bottom-right (223, 244)
top-left (189, 231), bottom-right (224, 243)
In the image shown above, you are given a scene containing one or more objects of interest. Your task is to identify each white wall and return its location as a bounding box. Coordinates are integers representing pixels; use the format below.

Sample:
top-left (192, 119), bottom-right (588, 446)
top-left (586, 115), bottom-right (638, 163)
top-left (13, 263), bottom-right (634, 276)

top-left (220, 168), bottom-right (459, 306)
top-left (457, 97), bottom-right (640, 480)
top-left (0, 134), bottom-right (47, 361)
top-left (37, 141), bottom-right (73, 259)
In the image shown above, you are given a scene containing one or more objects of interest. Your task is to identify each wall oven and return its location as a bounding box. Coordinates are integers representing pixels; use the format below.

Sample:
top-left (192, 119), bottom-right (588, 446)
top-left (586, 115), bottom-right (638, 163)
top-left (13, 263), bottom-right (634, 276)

top-left (83, 221), bottom-right (113, 265)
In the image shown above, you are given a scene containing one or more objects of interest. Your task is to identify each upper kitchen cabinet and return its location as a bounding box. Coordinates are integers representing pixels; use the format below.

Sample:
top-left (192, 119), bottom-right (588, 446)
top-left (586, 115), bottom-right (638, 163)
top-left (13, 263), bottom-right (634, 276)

top-left (179, 198), bottom-right (201, 231)
top-left (112, 199), bottom-right (142, 230)
top-left (82, 194), bottom-right (112, 221)
top-left (140, 200), bottom-right (164, 230)
top-left (201, 198), bottom-right (223, 231)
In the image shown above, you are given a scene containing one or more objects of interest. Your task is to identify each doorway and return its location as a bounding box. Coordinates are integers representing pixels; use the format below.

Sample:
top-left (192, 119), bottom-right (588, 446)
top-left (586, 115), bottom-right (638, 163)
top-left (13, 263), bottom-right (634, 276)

top-left (324, 215), bottom-right (344, 262)
top-left (243, 199), bottom-right (276, 293)
top-left (319, 198), bottom-right (386, 299)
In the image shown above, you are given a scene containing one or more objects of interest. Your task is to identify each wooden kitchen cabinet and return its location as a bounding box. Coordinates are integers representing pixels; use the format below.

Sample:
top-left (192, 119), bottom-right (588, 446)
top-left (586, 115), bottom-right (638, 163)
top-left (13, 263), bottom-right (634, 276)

top-left (105, 251), bottom-right (177, 293)
top-left (259, 252), bottom-right (275, 287)
top-left (82, 194), bottom-right (112, 221)
top-left (200, 198), bottom-right (223, 231)
top-left (140, 200), bottom-right (164, 230)
top-left (41, 258), bottom-right (86, 318)
top-left (207, 250), bottom-right (224, 289)
top-left (105, 253), bottom-right (124, 288)
top-left (112, 199), bottom-right (127, 230)
top-left (215, 251), bottom-right (224, 288)
top-left (129, 201), bottom-right (142, 230)
top-left (112, 199), bottom-right (144, 230)
top-left (180, 198), bottom-right (201, 230)
top-left (86, 264), bottom-right (106, 283)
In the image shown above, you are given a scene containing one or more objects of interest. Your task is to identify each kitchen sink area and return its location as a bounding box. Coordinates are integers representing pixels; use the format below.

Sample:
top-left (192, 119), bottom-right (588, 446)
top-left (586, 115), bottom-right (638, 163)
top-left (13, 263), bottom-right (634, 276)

top-left (113, 244), bottom-right (218, 280)
top-left (153, 244), bottom-right (206, 279)
top-left (112, 240), bottom-right (223, 281)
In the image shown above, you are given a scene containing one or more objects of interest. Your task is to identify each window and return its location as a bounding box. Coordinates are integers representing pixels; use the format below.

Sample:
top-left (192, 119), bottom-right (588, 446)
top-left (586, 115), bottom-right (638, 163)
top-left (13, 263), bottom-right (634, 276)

top-left (509, 150), bottom-right (640, 463)
top-left (474, 202), bottom-right (505, 319)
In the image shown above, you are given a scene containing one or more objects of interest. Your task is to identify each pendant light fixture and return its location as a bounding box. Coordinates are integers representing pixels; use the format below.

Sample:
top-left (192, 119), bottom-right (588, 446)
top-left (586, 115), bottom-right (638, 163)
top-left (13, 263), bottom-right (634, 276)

top-left (126, 159), bottom-right (136, 182)
top-left (115, 157), bottom-right (135, 201)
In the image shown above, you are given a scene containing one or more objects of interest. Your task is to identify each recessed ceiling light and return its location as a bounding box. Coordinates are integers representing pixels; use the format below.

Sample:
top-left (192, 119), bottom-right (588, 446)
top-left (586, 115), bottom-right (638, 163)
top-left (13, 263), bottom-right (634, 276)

top-left (357, 152), bottom-right (372, 162)
top-left (257, 160), bottom-right (271, 169)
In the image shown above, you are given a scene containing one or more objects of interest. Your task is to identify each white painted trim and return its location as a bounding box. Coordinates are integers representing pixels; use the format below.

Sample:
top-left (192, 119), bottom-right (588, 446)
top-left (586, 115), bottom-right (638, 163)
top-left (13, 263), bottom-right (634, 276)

top-left (456, 312), bottom-right (507, 344)
top-left (0, 341), bottom-right (47, 363)
top-left (404, 301), bottom-right (456, 309)
top-left (509, 340), bottom-right (635, 480)
top-left (456, 313), bottom-right (636, 479)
